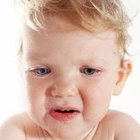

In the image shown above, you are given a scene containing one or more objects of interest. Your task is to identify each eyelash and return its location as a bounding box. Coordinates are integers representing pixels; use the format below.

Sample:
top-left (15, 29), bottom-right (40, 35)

top-left (26, 66), bottom-right (101, 77)
top-left (80, 67), bottom-right (101, 76)
top-left (27, 67), bottom-right (51, 76)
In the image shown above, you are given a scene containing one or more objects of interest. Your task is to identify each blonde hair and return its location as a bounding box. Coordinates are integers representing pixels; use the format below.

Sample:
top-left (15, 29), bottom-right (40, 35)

top-left (14, 0), bottom-right (131, 57)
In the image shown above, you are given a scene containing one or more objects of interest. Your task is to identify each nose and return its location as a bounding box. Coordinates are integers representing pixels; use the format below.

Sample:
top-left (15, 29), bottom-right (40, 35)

top-left (51, 83), bottom-right (78, 97)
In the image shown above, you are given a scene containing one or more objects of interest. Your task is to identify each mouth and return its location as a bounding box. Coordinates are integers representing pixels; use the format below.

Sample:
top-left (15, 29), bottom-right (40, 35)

top-left (49, 107), bottom-right (80, 121)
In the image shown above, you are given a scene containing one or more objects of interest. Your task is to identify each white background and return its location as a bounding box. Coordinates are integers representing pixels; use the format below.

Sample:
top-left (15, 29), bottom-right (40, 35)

top-left (0, 0), bottom-right (140, 125)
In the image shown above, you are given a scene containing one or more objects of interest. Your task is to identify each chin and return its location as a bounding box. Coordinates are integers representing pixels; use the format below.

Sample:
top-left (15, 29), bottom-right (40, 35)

top-left (43, 120), bottom-right (93, 139)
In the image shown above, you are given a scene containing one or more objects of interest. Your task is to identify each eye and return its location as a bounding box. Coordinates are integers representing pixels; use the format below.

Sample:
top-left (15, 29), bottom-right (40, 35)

top-left (80, 67), bottom-right (100, 76)
top-left (28, 67), bottom-right (51, 76)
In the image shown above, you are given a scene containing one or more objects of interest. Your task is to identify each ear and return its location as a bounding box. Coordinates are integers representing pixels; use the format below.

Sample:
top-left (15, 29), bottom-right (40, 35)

top-left (113, 59), bottom-right (132, 96)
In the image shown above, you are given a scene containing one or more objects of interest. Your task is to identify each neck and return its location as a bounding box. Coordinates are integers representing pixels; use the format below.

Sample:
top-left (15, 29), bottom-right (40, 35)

top-left (43, 125), bottom-right (98, 140)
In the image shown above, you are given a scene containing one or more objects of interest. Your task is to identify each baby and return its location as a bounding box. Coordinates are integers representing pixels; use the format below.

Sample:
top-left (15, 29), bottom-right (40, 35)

top-left (0, 0), bottom-right (140, 140)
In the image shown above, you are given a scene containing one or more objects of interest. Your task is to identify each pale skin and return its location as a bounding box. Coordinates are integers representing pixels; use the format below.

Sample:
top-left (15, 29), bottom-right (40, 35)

top-left (0, 16), bottom-right (140, 140)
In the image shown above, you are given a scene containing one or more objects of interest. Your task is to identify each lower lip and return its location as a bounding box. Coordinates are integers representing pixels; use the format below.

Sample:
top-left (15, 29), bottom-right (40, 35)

top-left (49, 110), bottom-right (79, 121)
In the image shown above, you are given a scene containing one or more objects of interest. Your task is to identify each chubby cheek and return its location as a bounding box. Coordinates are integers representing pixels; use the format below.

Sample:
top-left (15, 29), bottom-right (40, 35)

top-left (81, 79), bottom-right (113, 122)
top-left (24, 77), bottom-right (48, 121)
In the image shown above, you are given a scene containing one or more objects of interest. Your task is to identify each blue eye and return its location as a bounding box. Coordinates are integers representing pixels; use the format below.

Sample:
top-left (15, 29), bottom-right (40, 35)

top-left (80, 67), bottom-right (100, 76)
top-left (30, 67), bottom-right (51, 76)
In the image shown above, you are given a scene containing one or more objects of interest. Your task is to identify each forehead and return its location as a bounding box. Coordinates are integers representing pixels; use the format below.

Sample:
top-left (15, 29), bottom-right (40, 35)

top-left (22, 16), bottom-right (119, 63)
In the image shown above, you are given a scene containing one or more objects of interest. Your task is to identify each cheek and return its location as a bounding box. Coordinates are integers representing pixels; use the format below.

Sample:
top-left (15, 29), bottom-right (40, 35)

top-left (83, 84), bottom-right (111, 110)
top-left (26, 93), bottom-right (47, 124)
top-left (81, 79), bottom-right (114, 119)
top-left (24, 76), bottom-right (48, 118)
top-left (24, 74), bottom-right (48, 98)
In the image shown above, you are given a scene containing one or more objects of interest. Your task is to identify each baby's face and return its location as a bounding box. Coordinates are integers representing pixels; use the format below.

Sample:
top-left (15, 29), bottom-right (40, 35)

top-left (21, 17), bottom-right (129, 139)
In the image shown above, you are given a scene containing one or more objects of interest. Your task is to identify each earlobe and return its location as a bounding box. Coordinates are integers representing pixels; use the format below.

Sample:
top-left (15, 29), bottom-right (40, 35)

top-left (113, 59), bottom-right (132, 96)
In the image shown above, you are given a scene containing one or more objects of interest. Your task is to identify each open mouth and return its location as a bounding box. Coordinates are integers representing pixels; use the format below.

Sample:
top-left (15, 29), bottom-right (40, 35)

top-left (49, 107), bottom-right (80, 121)
top-left (54, 109), bottom-right (79, 113)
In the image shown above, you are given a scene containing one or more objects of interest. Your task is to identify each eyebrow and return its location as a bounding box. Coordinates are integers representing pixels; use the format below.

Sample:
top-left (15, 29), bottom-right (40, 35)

top-left (78, 58), bottom-right (110, 65)
top-left (26, 49), bottom-right (117, 66)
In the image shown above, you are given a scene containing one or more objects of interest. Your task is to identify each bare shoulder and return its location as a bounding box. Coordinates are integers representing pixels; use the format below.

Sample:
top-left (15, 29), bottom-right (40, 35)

top-left (102, 110), bottom-right (140, 140)
top-left (0, 113), bottom-right (27, 140)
